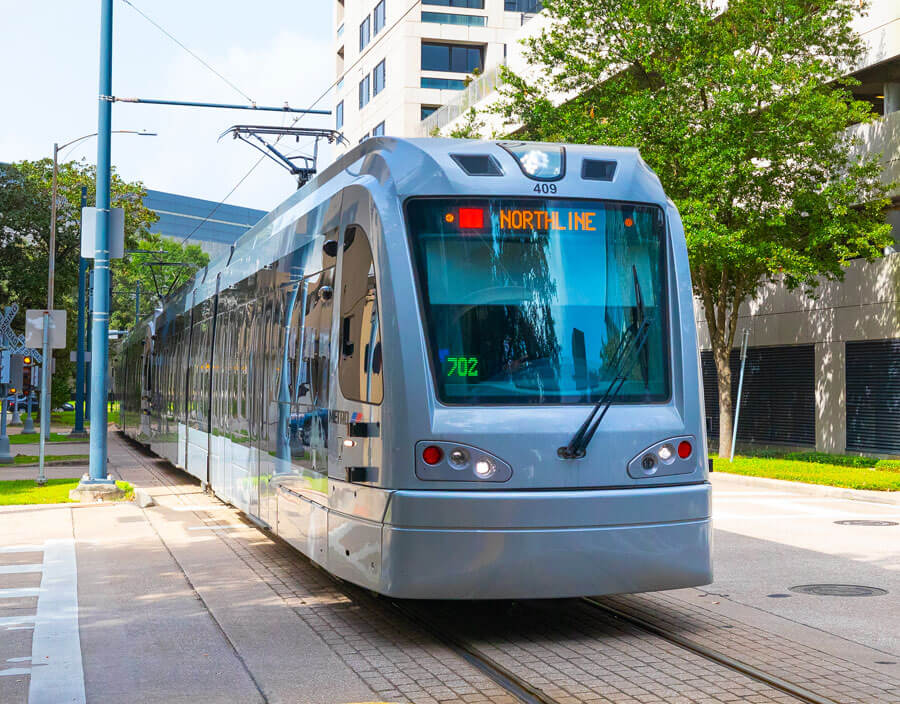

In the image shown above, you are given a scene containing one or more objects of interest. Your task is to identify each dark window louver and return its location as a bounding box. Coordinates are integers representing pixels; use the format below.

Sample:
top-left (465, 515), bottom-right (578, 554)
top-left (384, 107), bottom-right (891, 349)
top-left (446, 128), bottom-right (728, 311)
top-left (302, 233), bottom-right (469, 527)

top-left (846, 339), bottom-right (900, 455)
top-left (582, 159), bottom-right (617, 181)
top-left (450, 154), bottom-right (503, 176)
top-left (701, 345), bottom-right (816, 447)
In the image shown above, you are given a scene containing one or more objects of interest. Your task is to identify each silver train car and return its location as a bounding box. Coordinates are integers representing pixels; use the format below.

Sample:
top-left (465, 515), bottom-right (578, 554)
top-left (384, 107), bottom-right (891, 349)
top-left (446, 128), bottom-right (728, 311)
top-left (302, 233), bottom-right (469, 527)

top-left (116, 138), bottom-right (712, 599)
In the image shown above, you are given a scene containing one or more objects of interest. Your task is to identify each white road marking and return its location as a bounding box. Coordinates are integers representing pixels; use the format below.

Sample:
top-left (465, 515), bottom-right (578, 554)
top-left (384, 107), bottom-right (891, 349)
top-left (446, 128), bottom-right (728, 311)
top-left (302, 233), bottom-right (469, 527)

top-left (0, 564), bottom-right (43, 574)
top-left (0, 588), bottom-right (41, 598)
top-left (0, 616), bottom-right (35, 627)
top-left (0, 668), bottom-right (32, 677)
top-left (6, 657), bottom-right (31, 663)
top-left (28, 539), bottom-right (85, 704)
top-left (5, 627), bottom-right (35, 631)
top-left (0, 545), bottom-right (44, 554)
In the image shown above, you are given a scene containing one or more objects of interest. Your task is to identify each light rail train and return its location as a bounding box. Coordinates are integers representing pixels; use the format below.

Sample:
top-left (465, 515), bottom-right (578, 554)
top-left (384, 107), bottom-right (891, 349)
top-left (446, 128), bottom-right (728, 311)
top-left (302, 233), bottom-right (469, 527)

top-left (116, 138), bottom-right (712, 598)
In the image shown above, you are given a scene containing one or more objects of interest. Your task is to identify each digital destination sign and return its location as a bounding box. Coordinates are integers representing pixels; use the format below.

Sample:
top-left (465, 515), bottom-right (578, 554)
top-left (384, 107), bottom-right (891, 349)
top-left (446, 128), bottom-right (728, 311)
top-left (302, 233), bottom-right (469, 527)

top-left (499, 208), bottom-right (599, 232)
top-left (445, 206), bottom-right (636, 233)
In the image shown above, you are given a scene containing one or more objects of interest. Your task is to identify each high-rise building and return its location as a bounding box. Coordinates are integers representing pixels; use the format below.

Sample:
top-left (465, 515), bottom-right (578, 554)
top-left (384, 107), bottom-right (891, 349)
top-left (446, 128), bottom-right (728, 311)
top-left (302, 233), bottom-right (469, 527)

top-left (332, 0), bottom-right (543, 149)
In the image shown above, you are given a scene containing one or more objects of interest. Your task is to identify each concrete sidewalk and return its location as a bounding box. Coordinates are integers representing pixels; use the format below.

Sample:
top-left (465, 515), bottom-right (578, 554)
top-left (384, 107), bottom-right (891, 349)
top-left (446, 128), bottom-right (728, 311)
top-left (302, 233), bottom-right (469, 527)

top-left (0, 433), bottom-right (376, 704)
top-left (712, 469), bottom-right (900, 505)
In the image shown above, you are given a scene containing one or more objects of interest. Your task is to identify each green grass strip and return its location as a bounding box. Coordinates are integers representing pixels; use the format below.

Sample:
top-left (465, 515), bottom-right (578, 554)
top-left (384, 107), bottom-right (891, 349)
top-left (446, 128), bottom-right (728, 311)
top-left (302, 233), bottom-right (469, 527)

top-left (0, 478), bottom-right (133, 505)
top-left (719, 455), bottom-right (900, 492)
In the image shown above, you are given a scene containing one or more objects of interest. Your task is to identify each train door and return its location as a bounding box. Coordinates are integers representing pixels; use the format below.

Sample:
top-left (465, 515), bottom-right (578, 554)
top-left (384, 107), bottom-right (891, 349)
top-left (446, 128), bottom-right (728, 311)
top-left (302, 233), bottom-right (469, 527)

top-left (335, 223), bottom-right (384, 456)
top-left (294, 267), bottom-right (334, 481)
top-left (256, 288), bottom-right (280, 527)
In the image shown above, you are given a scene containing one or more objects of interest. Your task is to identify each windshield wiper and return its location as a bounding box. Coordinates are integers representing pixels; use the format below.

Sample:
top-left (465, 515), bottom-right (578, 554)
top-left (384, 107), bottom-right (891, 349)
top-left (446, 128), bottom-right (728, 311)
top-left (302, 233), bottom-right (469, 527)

top-left (558, 265), bottom-right (653, 460)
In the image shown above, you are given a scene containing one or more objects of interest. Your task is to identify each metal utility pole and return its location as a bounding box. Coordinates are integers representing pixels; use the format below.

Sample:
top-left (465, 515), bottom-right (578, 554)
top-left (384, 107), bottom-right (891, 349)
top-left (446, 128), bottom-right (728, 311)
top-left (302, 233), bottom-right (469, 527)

top-left (730, 328), bottom-right (751, 462)
top-left (72, 186), bottom-right (89, 436)
top-left (86, 0), bottom-right (115, 487)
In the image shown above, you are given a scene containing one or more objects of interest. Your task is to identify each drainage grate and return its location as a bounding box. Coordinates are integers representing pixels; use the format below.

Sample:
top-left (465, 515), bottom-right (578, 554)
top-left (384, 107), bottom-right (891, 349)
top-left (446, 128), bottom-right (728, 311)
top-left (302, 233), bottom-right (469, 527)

top-left (834, 520), bottom-right (898, 526)
top-left (789, 584), bottom-right (888, 597)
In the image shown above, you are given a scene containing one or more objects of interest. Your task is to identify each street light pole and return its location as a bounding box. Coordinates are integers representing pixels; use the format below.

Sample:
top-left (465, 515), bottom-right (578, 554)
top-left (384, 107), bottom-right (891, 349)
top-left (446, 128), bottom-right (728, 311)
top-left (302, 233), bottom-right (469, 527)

top-left (36, 143), bottom-right (61, 485)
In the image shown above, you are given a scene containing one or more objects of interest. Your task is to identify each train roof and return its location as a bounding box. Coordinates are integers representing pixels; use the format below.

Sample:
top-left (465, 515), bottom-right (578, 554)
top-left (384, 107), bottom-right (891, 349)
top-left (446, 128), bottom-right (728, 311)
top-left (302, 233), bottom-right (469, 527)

top-left (138, 137), bottom-right (667, 332)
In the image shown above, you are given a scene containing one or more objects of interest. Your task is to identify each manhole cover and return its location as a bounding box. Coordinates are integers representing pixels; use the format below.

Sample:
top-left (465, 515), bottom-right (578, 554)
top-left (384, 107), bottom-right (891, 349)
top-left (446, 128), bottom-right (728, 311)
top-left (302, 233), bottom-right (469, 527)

top-left (835, 520), bottom-right (898, 526)
top-left (789, 584), bottom-right (888, 597)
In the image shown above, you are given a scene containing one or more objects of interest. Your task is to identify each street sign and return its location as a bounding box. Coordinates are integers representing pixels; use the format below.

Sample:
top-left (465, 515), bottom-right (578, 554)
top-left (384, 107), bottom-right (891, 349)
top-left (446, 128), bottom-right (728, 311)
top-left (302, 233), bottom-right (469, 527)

top-left (69, 350), bottom-right (92, 363)
top-left (25, 310), bottom-right (67, 349)
top-left (81, 206), bottom-right (125, 259)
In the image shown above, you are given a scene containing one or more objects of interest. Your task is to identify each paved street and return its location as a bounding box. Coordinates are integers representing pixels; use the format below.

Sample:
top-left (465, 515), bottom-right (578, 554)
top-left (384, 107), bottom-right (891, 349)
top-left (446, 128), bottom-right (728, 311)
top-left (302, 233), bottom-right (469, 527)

top-left (1, 433), bottom-right (898, 703)
top-left (708, 473), bottom-right (900, 657)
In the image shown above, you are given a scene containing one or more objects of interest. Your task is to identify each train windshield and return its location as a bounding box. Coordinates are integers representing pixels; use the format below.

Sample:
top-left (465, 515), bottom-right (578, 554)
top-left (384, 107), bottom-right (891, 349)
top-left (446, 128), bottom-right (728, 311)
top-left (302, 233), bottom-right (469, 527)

top-left (406, 198), bottom-right (669, 405)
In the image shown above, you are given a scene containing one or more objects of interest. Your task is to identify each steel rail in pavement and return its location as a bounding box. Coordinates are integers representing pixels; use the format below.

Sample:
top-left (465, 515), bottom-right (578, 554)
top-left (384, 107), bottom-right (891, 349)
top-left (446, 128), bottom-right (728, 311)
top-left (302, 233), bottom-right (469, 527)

top-left (582, 597), bottom-right (837, 704)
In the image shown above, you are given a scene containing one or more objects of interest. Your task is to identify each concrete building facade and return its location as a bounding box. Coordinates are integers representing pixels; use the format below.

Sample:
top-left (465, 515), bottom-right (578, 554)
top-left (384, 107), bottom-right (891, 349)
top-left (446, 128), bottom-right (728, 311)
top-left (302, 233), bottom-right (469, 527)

top-left (332, 0), bottom-right (543, 150)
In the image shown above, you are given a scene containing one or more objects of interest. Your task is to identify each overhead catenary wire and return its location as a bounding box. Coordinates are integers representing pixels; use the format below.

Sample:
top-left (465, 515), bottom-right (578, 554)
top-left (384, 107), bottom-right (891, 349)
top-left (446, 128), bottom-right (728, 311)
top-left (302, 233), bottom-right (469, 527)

top-left (119, 0), bottom-right (254, 104)
top-left (179, 0), bottom-right (424, 246)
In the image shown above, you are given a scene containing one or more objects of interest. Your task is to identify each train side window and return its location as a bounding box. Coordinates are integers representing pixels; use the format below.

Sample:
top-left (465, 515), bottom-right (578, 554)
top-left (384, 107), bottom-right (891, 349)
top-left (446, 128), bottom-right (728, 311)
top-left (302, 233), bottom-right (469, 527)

top-left (338, 225), bottom-right (383, 404)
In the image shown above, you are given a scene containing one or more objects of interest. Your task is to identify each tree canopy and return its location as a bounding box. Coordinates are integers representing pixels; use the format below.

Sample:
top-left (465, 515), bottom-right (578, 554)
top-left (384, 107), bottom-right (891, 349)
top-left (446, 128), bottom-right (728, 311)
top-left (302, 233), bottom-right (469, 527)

top-left (0, 159), bottom-right (207, 406)
top-left (496, 0), bottom-right (894, 456)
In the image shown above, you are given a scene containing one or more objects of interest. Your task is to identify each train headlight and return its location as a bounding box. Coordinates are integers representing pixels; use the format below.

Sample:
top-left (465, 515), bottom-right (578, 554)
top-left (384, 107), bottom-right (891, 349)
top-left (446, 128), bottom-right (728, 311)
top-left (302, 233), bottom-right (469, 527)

top-left (657, 444), bottom-right (676, 464)
top-left (641, 454), bottom-right (657, 473)
top-left (474, 460), bottom-right (495, 478)
top-left (448, 448), bottom-right (469, 468)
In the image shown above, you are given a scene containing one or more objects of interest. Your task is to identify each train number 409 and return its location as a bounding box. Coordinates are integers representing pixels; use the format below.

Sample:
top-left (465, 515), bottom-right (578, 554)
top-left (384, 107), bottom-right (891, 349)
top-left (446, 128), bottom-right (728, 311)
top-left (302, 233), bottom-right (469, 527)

top-left (533, 183), bottom-right (558, 194)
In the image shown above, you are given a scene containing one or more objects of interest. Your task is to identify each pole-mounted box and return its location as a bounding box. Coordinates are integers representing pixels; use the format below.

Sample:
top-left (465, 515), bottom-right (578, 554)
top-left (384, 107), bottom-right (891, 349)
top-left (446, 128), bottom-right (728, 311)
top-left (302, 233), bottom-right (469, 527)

top-left (81, 206), bottom-right (125, 259)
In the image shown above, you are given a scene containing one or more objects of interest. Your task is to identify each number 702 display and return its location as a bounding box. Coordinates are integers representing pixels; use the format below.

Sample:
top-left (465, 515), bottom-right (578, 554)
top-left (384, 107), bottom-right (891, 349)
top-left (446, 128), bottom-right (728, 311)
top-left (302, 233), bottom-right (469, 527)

top-left (446, 357), bottom-right (479, 377)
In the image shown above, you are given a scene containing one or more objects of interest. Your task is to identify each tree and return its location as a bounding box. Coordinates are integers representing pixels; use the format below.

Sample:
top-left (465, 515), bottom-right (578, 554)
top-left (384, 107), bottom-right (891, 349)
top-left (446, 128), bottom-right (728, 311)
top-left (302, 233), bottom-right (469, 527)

top-left (495, 0), bottom-right (893, 457)
top-left (111, 232), bottom-right (208, 332)
top-left (0, 159), bottom-right (204, 408)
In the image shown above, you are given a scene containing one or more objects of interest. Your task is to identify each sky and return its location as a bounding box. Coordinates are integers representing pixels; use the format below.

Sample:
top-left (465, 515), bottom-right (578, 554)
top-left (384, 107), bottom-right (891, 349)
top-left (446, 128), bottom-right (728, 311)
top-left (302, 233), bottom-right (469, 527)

top-left (0, 1), bottom-right (335, 211)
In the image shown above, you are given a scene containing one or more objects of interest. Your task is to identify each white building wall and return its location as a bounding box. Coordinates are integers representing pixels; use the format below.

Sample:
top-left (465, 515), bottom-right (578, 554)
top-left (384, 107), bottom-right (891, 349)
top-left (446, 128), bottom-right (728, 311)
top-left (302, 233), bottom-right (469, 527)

top-left (333, 1), bottom-right (540, 150)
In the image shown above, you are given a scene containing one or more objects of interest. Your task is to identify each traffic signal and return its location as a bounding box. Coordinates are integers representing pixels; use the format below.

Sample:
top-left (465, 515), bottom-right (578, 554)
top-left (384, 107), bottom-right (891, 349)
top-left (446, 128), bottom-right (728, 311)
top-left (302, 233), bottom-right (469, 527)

top-left (21, 356), bottom-right (33, 395)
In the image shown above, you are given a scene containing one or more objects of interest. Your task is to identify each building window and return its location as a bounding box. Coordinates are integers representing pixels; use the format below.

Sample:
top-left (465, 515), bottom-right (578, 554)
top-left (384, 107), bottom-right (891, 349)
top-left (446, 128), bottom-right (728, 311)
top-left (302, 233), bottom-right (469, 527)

top-left (339, 226), bottom-right (383, 404)
top-left (336, 100), bottom-right (344, 130)
top-left (359, 75), bottom-right (371, 108)
top-left (504, 0), bottom-right (542, 10)
top-left (421, 77), bottom-right (467, 90)
top-left (359, 16), bottom-right (371, 51)
top-left (372, 121), bottom-right (385, 136)
top-left (421, 105), bottom-right (439, 120)
top-left (373, 0), bottom-right (386, 34)
top-left (373, 60), bottom-right (386, 96)
top-left (423, 0), bottom-right (484, 8)
top-left (421, 42), bottom-right (484, 73)
top-left (421, 11), bottom-right (486, 26)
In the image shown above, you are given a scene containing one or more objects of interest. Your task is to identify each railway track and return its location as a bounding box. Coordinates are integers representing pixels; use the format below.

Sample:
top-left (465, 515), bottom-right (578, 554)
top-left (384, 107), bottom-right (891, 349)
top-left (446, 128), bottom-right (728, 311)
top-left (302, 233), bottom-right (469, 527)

top-left (125, 438), bottom-right (849, 704)
top-left (581, 598), bottom-right (839, 704)
top-left (390, 597), bottom-right (842, 704)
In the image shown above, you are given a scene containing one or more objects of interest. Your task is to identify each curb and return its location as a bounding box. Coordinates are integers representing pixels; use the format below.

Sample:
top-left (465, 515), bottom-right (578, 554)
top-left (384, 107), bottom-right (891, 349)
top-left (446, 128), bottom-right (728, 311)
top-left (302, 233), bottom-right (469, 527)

top-left (710, 470), bottom-right (900, 506)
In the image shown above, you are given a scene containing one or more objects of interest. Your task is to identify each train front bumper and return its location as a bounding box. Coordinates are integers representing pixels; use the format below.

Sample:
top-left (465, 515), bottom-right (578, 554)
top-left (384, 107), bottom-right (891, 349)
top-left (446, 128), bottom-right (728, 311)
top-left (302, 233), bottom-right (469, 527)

top-left (380, 482), bottom-right (712, 600)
